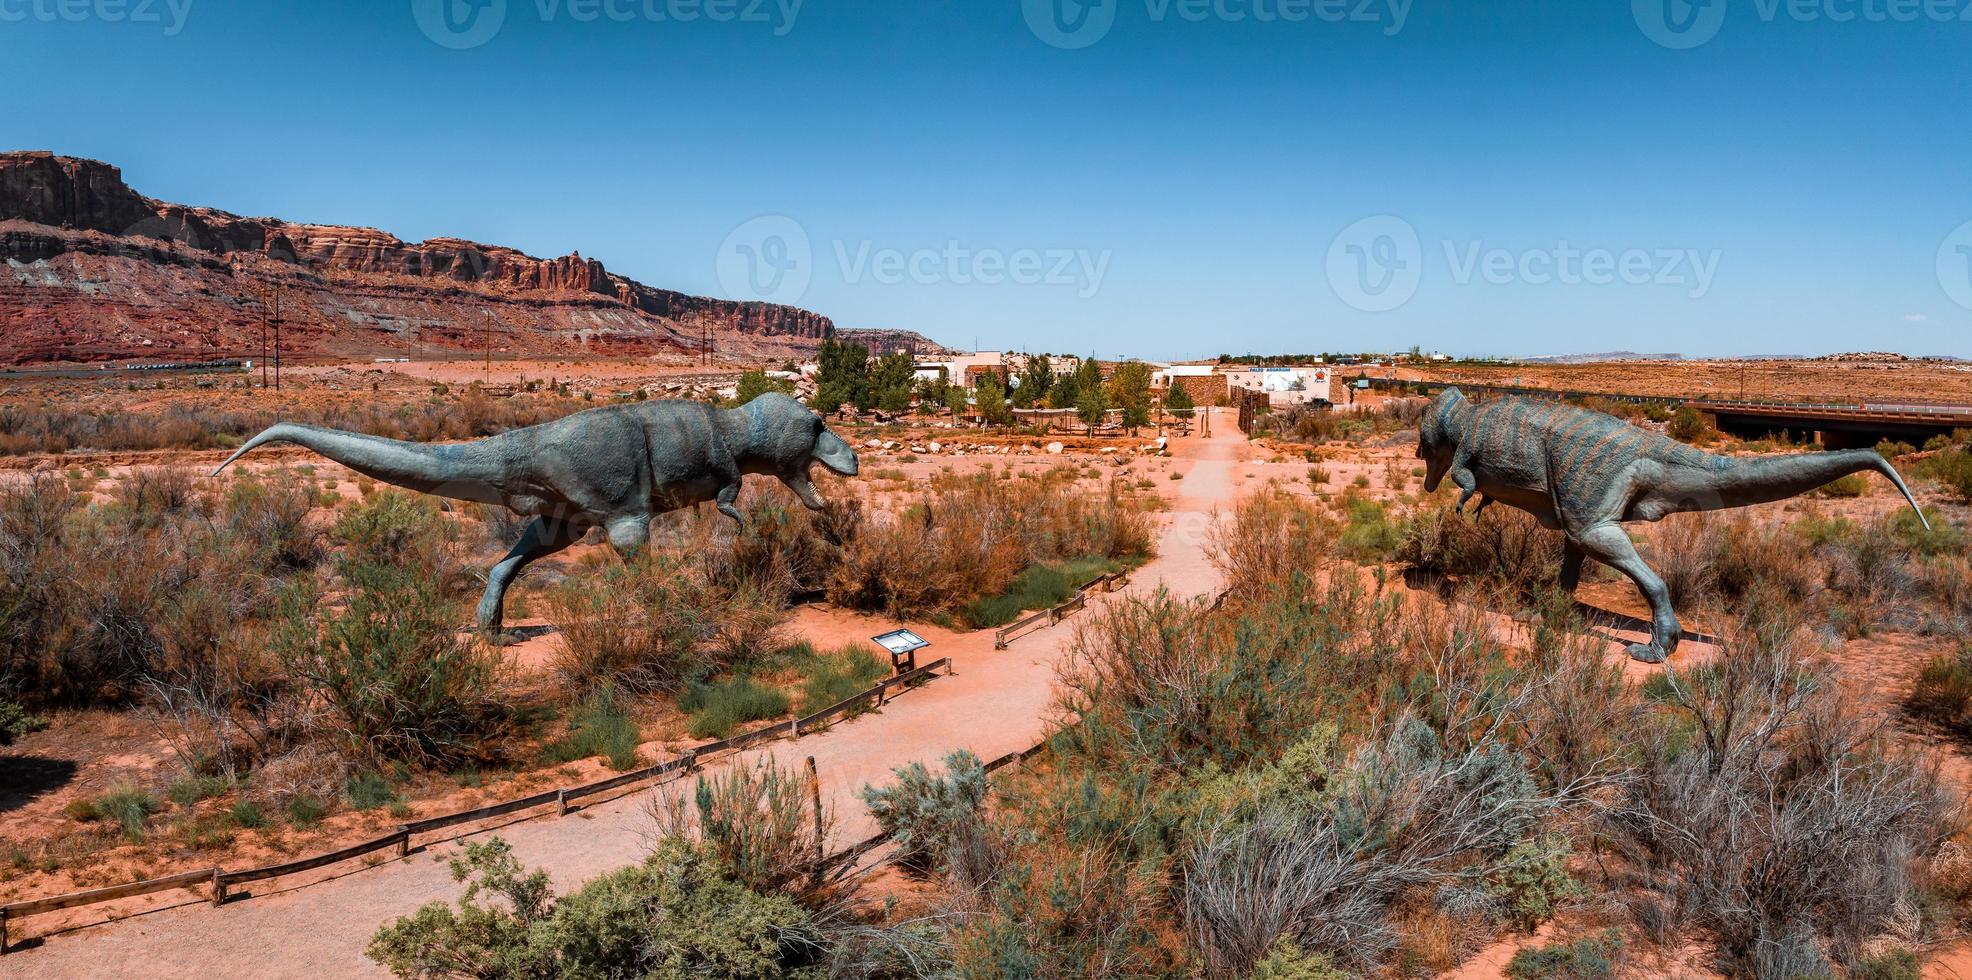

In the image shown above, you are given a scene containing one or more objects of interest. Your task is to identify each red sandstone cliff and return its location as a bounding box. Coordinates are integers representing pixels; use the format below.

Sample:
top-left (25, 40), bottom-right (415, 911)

top-left (0, 151), bottom-right (847, 365)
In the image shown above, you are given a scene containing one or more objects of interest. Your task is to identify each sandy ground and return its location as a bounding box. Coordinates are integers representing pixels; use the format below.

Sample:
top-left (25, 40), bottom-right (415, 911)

top-left (1, 419), bottom-right (1242, 977)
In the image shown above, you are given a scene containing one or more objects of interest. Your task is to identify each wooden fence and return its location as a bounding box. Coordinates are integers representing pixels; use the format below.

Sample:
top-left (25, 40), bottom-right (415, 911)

top-left (993, 570), bottom-right (1131, 649)
top-left (0, 656), bottom-right (952, 953)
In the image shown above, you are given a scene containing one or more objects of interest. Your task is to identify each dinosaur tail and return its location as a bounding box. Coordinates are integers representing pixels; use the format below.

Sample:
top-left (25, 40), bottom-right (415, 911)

top-left (1691, 448), bottom-right (1929, 530)
top-left (210, 423), bottom-right (507, 505)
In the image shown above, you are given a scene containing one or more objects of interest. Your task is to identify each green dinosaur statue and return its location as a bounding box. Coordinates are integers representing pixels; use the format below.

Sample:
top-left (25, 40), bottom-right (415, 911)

top-left (212, 392), bottom-right (859, 637)
top-left (1415, 388), bottom-right (1929, 662)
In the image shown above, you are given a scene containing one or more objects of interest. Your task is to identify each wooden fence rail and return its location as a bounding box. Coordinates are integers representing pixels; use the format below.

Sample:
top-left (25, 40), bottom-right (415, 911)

top-left (0, 657), bottom-right (952, 953)
top-left (992, 570), bottom-right (1131, 649)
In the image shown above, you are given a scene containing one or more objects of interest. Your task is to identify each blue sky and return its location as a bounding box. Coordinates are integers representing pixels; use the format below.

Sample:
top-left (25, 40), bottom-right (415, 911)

top-left (4, 0), bottom-right (1968, 358)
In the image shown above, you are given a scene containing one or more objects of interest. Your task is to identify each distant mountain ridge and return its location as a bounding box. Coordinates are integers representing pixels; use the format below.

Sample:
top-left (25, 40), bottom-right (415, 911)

top-left (0, 151), bottom-right (940, 365)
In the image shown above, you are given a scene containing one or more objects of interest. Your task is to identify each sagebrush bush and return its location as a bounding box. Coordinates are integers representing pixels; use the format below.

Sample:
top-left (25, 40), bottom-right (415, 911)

top-left (651, 757), bottom-right (840, 907)
top-left (544, 554), bottom-right (770, 694)
top-left (861, 750), bottom-right (992, 878)
top-left (368, 837), bottom-right (822, 978)
top-left (272, 564), bottom-right (505, 764)
top-left (540, 684), bottom-right (641, 770)
top-left (1399, 500), bottom-right (1560, 598)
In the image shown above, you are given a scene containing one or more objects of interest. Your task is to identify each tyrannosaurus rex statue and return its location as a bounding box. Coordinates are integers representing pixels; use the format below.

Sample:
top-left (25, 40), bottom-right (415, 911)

top-left (1415, 388), bottom-right (1929, 663)
top-left (212, 392), bottom-right (859, 636)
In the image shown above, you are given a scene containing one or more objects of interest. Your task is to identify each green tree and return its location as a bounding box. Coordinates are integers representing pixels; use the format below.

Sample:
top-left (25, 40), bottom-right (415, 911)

top-left (1047, 367), bottom-right (1080, 410)
top-left (869, 351), bottom-right (916, 413)
top-left (1166, 382), bottom-right (1195, 414)
top-left (1076, 381), bottom-right (1108, 431)
top-left (1018, 353), bottom-right (1054, 408)
top-left (1108, 361), bottom-right (1153, 433)
top-left (976, 371), bottom-right (1012, 426)
top-left (810, 339), bottom-right (869, 414)
top-left (733, 370), bottom-right (792, 406)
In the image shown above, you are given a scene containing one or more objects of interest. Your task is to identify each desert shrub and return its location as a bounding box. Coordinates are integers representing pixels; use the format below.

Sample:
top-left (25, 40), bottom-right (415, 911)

top-left (861, 750), bottom-right (992, 878)
top-left (1892, 507), bottom-right (1966, 557)
top-left (1207, 488), bottom-right (1333, 595)
top-left (1399, 502), bottom-right (1560, 598)
top-left (540, 684), bottom-right (641, 770)
top-left (1335, 494), bottom-right (1403, 562)
top-left (1854, 948), bottom-right (1922, 980)
top-left (167, 773), bottom-right (230, 806)
top-left (229, 799), bottom-right (268, 829)
top-left (1668, 406), bottom-right (1709, 443)
top-left (1812, 473), bottom-right (1866, 498)
top-left (794, 644), bottom-right (890, 713)
top-left (1248, 940), bottom-right (1347, 979)
top-left (651, 756), bottom-right (840, 907)
top-left (1602, 610), bottom-right (1954, 973)
top-left (94, 784), bottom-right (158, 841)
top-left (0, 699), bottom-right (46, 745)
top-left (681, 676), bottom-right (789, 739)
top-left (1503, 930), bottom-right (1621, 979)
top-left (286, 793), bottom-right (328, 828)
top-left (368, 837), bottom-right (821, 979)
top-left (112, 466), bottom-right (202, 528)
top-left (1876, 439), bottom-right (1918, 460)
top-left (959, 556), bottom-right (1117, 629)
top-left (330, 489), bottom-right (455, 572)
top-left (1923, 448), bottom-right (1972, 501)
top-left (545, 553), bottom-right (776, 695)
top-left (826, 471), bottom-right (1151, 619)
top-left (271, 565), bottom-right (504, 764)
top-left (220, 471), bottom-right (323, 572)
top-left (1907, 642), bottom-right (1972, 737)
top-left (345, 770), bottom-right (404, 811)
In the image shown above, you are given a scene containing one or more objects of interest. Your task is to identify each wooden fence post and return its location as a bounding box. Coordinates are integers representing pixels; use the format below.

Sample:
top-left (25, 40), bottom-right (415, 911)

top-left (805, 756), bottom-right (824, 888)
top-left (211, 868), bottom-right (226, 907)
top-left (396, 829), bottom-right (411, 858)
top-left (555, 790), bottom-right (569, 816)
top-left (2, 907), bottom-right (9, 954)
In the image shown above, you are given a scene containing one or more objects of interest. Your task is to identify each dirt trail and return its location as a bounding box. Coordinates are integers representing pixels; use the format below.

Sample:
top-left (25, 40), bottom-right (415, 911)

top-left (3, 413), bottom-right (1245, 978)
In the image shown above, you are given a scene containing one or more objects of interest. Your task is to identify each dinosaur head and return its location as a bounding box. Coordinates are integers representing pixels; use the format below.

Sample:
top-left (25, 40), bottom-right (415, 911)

top-left (1415, 387), bottom-right (1471, 493)
top-left (734, 392), bottom-right (860, 510)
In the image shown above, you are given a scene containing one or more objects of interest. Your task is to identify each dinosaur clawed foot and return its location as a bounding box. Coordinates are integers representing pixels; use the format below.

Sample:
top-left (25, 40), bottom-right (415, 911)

top-left (1624, 642), bottom-right (1667, 664)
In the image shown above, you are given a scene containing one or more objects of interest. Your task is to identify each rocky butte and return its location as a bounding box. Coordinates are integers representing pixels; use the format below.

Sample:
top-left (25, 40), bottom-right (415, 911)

top-left (0, 151), bottom-right (925, 365)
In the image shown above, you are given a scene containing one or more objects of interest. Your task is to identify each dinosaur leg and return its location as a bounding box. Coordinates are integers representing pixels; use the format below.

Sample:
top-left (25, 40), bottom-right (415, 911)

top-left (1558, 538), bottom-right (1585, 592)
top-left (479, 515), bottom-right (585, 636)
top-left (1571, 523), bottom-right (1679, 664)
top-left (715, 480), bottom-right (745, 524)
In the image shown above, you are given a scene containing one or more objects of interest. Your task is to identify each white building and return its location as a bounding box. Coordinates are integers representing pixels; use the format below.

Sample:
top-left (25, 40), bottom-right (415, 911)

top-left (1222, 365), bottom-right (1333, 406)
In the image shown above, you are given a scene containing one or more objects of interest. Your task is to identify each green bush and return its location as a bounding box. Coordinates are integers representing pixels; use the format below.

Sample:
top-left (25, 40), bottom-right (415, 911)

top-left (367, 837), bottom-right (821, 979)
top-left (1336, 495), bottom-right (1403, 562)
top-left (229, 799), bottom-right (268, 829)
top-left (540, 685), bottom-right (641, 770)
top-left (1250, 940), bottom-right (1347, 979)
top-left (653, 758), bottom-right (836, 906)
top-left (1875, 439), bottom-right (1918, 460)
top-left (286, 794), bottom-right (328, 828)
top-left (1907, 643), bottom-right (1972, 736)
top-left (272, 565), bottom-right (503, 764)
top-left (1488, 835), bottom-right (1582, 929)
top-left (167, 774), bottom-right (231, 806)
top-left (959, 556), bottom-right (1118, 629)
top-left (861, 749), bottom-right (990, 876)
top-left (330, 490), bottom-right (454, 570)
top-left (95, 784), bottom-right (158, 841)
top-left (1853, 948), bottom-right (1921, 980)
top-left (1923, 449), bottom-right (1972, 502)
top-left (1668, 406), bottom-right (1709, 443)
top-left (682, 676), bottom-right (790, 739)
top-left (1503, 930), bottom-right (1621, 979)
top-left (345, 771), bottom-right (404, 811)
top-left (0, 699), bottom-right (47, 745)
top-left (1892, 507), bottom-right (1966, 557)
top-left (1812, 473), bottom-right (1866, 498)
top-left (795, 644), bottom-right (890, 714)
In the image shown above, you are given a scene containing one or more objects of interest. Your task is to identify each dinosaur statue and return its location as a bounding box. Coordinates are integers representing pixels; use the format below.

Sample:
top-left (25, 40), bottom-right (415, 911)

top-left (1415, 388), bottom-right (1929, 663)
top-left (212, 392), bottom-right (859, 636)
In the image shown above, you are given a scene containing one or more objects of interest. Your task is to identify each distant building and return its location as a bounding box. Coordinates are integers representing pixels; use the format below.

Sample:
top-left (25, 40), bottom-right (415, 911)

top-left (1221, 365), bottom-right (1332, 406)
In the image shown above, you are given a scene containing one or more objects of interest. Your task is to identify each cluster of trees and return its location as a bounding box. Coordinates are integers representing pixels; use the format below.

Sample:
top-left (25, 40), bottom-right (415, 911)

top-left (742, 343), bottom-right (1169, 434)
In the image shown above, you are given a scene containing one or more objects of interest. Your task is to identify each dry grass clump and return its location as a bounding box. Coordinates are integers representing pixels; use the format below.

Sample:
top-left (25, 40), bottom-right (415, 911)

top-left (1207, 487), bottom-right (1336, 595)
top-left (1398, 501), bottom-right (1561, 598)
top-left (825, 469), bottom-right (1153, 619)
top-left (543, 552), bottom-right (786, 695)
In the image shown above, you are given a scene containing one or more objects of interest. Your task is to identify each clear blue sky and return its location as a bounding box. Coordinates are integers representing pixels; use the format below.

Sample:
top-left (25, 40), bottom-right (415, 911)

top-left (4, 0), bottom-right (1968, 359)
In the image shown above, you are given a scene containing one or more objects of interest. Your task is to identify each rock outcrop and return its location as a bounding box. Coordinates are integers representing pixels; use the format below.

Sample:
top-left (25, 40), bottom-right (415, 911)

top-left (0, 151), bottom-right (841, 365)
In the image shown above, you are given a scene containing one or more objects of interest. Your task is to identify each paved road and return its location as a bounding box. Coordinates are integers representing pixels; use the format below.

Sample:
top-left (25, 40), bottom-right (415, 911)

top-left (6, 413), bottom-right (1241, 979)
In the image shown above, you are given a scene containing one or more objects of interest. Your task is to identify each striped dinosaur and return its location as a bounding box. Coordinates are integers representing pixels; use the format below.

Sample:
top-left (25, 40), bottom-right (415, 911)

top-left (1416, 387), bottom-right (1929, 662)
top-left (212, 392), bottom-right (860, 637)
